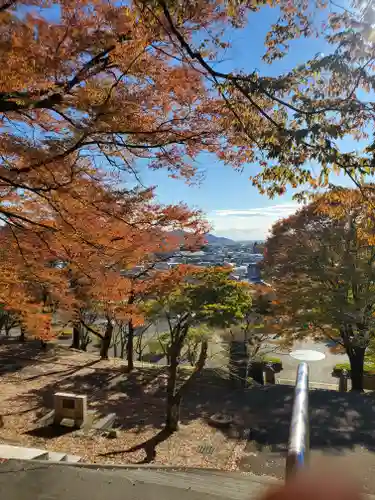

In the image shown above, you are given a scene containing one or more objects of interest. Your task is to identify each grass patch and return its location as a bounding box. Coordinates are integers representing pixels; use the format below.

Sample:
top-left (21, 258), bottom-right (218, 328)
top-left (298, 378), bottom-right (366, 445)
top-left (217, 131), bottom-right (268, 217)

top-left (146, 339), bottom-right (167, 355)
top-left (146, 333), bottom-right (169, 356)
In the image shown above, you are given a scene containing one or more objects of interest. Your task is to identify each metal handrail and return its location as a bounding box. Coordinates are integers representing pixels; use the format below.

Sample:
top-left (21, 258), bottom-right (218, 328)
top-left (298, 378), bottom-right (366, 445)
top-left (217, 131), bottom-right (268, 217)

top-left (285, 362), bottom-right (310, 480)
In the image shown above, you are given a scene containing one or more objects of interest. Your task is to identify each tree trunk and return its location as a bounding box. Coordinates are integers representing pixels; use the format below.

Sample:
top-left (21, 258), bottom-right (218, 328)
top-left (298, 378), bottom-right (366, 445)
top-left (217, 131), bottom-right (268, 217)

top-left (70, 324), bottom-right (80, 349)
top-left (19, 325), bottom-right (26, 342)
top-left (165, 339), bottom-right (208, 433)
top-left (80, 329), bottom-right (92, 351)
top-left (197, 340), bottom-right (208, 369)
top-left (165, 345), bottom-right (180, 432)
top-left (120, 333), bottom-right (126, 359)
top-left (126, 292), bottom-right (135, 370)
top-left (348, 346), bottom-right (365, 392)
top-left (100, 320), bottom-right (113, 360)
top-left (166, 345), bottom-right (171, 365)
top-left (127, 319), bottom-right (134, 372)
top-left (0, 315), bottom-right (8, 334)
top-left (4, 321), bottom-right (13, 336)
top-left (166, 392), bottom-right (181, 433)
top-left (251, 361), bottom-right (264, 385)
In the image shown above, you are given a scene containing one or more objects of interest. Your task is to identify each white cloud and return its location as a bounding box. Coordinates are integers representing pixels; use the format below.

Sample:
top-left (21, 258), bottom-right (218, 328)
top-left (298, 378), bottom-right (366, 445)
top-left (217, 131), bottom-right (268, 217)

top-left (208, 203), bottom-right (300, 240)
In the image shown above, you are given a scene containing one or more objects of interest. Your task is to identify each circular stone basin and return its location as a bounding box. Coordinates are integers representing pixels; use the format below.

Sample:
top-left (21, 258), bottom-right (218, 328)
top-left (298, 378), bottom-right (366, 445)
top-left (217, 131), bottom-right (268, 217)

top-left (208, 413), bottom-right (233, 428)
top-left (290, 349), bottom-right (326, 361)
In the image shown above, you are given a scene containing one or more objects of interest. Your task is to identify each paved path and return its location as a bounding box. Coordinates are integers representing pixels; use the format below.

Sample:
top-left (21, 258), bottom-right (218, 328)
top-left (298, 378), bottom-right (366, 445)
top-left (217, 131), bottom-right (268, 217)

top-left (0, 460), bottom-right (277, 500)
top-left (272, 339), bottom-right (347, 386)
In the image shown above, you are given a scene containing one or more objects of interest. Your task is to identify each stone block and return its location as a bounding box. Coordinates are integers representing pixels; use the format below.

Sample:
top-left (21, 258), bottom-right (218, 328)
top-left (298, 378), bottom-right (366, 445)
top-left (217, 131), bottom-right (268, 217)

top-left (39, 409), bottom-right (55, 427)
top-left (93, 412), bottom-right (116, 431)
top-left (106, 429), bottom-right (119, 439)
top-left (53, 392), bottom-right (87, 428)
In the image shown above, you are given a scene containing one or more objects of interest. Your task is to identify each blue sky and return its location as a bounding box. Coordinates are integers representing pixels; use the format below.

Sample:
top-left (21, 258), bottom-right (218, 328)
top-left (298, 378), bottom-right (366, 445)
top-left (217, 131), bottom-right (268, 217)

top-left (139, 4), bottom-right (360, 240)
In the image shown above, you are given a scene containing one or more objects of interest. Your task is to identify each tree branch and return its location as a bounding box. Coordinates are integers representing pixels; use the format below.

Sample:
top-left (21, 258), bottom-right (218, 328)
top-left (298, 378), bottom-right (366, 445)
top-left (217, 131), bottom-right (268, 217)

top-left (80, 318), bottom-right (104, 340)
top-left (0, 0), bottom-right (17, 12)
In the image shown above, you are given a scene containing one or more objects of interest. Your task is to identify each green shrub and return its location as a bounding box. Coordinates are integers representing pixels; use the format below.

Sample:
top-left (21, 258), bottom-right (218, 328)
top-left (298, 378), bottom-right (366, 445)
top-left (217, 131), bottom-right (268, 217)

top-left (333, 362), bottom-right (375, 375)
top-left (262, 355), bottom-right (282, 364)
top-left (58, 330), bottom-right (72, 337)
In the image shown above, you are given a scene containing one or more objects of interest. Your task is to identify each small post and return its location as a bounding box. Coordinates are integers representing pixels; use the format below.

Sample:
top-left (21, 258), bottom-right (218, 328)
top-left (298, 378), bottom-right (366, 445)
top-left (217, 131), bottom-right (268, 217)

top-left (265, 363), bottom-right (276, 385)
top-left (339, 369), bottom-right (348, 392)
top-left (285, 362), bottom-right (309, 481)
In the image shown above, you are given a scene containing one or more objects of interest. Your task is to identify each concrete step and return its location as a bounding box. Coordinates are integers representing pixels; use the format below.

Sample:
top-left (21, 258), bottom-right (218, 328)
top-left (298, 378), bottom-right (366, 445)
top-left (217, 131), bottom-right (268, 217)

top-left (64, 454), bottom-right (82, 463)
top-left (0, 445), bottom-right (81, 463)
top-left (1, 460), bottom-right (375, 500)
top-left (47, 451), bottom-right (68, 462)
top-left (108, 467), bottom-right (277, 500)
top-left (0, 460), bottom-right (278, 500)
top-left (0, 444), bottom-right (49, 461)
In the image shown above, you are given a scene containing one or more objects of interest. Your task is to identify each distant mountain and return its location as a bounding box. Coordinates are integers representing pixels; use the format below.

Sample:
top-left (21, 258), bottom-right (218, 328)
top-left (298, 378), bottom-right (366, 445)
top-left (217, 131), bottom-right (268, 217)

top-left (168, 231), bottom-right (235, 247)
top-left (204, 233), bottom-right (236, 246)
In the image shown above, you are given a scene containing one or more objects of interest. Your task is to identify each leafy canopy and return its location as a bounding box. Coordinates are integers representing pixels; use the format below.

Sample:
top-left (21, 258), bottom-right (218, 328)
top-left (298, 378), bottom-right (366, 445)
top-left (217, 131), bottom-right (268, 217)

top-left (264, 187), bottom-right (375, 349)
top-left (146, 267), bottom-right (253, 329)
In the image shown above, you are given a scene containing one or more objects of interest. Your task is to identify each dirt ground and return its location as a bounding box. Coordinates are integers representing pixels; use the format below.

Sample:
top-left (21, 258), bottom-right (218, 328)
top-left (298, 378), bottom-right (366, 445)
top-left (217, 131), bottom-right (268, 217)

top-left (0, 339), bottom-right (251, 469)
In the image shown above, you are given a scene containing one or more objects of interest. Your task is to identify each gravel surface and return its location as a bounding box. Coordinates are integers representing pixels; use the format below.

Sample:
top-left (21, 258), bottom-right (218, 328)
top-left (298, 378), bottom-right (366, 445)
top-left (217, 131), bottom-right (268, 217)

top-left (0, 340), bottom-right (249, 469)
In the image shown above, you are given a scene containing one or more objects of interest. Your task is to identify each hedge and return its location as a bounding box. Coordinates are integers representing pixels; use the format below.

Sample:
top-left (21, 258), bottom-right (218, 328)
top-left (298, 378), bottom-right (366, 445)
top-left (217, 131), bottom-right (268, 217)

top-left (262, 355), bottom-right (282, 364)
top-left (333, 362), bottom-right (375, 375)
top-left (58, 330), bottom-right (72, 336)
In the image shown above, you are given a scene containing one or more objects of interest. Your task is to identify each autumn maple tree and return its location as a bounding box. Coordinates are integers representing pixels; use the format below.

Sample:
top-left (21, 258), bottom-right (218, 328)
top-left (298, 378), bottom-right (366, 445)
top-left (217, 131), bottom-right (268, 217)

top-left (2, 0), bottom-right (374, 229)
top-left (0, 0), bottom-right (221, 334)
top-left (0, 172), bottom-right (207, 343)
top-left (58, 192), bottom-right (208, 357)
top-left (1, 0), bottom-right (374, 340)
top-left (264, 187), bottom-right (375, 391)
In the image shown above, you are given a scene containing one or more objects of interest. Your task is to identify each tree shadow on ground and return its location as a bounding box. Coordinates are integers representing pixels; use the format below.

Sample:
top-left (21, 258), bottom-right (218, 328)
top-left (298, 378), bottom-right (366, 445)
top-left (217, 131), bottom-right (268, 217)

top-left (15, 364), bottom-right (375, 452)
top-left (0, 338), bottom-right (100, 380)
top-left (240, 384), bottom-right (375, 454)
top-left (99, 428), bottom-right (174, 463)
top-left (14, 365), bottom-right (171, 432)
top-left (237, 384), bottom-right (375, 485)
top-left (9, 355), bottom-right (375, 467)
top-left (25, 424), bottom-right (76, 439)
top-left (0, 338), bottom-right (59, 376)
top-left (13, 366), bottom-right (253, 455)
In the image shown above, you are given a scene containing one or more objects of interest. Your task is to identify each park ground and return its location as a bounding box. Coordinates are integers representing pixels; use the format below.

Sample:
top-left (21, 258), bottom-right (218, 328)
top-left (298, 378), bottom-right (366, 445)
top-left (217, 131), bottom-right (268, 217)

top-left (0, 339), bottom-right (250, 469)
top-left (2, 337), bottom-right (375, 493)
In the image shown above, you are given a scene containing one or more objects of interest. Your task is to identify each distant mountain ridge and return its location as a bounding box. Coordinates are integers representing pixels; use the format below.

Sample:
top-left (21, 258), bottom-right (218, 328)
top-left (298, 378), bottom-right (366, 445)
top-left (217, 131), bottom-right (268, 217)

top-left (168, 230), bottom-right (235, 246)
top-left (204, 233), bottom-right (236, 245)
